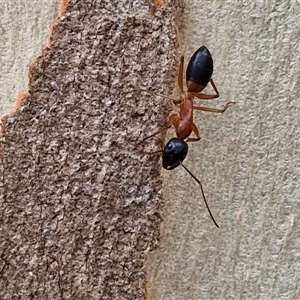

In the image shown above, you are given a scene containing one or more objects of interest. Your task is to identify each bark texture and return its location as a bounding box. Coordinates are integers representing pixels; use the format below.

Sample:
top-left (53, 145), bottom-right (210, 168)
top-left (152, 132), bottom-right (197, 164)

top-left (0, 1), bottom-right (183, 299)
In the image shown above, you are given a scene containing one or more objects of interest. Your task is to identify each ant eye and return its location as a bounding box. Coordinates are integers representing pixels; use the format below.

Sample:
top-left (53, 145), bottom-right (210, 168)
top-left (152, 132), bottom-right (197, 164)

top-left (167, 143), bottom-right (174, 151)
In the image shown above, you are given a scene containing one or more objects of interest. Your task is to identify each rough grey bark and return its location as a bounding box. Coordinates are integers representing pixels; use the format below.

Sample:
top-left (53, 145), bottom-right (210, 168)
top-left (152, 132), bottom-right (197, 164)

top-left (0, 0), bottom-right (183, 299)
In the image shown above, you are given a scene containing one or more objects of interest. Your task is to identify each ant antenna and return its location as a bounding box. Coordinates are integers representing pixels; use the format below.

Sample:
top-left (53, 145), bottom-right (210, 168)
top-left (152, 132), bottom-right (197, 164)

top-left (179, 162), bottom-right (219, 228)
top-left (136, 149), bottom-right (163, 155)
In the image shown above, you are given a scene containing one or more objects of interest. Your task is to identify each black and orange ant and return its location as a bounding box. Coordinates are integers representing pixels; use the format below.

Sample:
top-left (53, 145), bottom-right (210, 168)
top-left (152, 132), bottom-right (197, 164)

top-left (134, 35), bottom-right (234, 228)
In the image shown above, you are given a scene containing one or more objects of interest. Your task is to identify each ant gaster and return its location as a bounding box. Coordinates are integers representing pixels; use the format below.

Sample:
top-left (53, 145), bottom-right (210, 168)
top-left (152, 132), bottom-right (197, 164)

top-left (134, 33), bottom-right (235, 228)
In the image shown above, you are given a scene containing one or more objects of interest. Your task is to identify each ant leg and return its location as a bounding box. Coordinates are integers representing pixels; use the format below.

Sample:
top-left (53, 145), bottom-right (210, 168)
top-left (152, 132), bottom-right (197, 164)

top-left (136, 149), bottom-right (163, 155)
top-left (135, 112), bottom-right (181, 149)
top-left (134, 124), bottom-right (172, 148)
top-left (178, 55), bottom-right (184, 93)
top-left (193, 101), bottom-right (235, 113)
top-left (185, 122), bottom-right (201, 142)
top-left (175, 25), bottom-right (184, 57)
top-left (190, 79), bottom-right (220, 100)
top-left (190, 79), bottom-right (235, 112)
top-left (175, 26), bottom-right (185, 97)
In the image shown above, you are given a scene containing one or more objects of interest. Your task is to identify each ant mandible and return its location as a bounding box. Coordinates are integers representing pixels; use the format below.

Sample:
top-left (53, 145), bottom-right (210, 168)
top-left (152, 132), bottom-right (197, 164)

top-left (134, 30), bottom-right (235, 228)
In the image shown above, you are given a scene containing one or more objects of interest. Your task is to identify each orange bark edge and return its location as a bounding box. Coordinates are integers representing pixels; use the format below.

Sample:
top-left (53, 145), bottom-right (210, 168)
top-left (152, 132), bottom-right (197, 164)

top-left (0, 0), bottom-right (71, 125)
top-left (153, 0), bottom-right (164, 7)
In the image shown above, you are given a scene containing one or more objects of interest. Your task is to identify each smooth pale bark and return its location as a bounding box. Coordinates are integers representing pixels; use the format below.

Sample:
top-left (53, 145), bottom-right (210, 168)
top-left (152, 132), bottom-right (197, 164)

top-left (147, 1), bottom-right (300, 300)
top-left (0, 0), bottom-right (60, 114)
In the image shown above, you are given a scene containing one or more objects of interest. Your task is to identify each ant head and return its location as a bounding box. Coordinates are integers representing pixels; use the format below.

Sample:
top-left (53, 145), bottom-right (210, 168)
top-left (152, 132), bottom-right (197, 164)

top-left (162, 138), bottom-right (219, 228)
top-left (162, 138), bottom-right (188, 170)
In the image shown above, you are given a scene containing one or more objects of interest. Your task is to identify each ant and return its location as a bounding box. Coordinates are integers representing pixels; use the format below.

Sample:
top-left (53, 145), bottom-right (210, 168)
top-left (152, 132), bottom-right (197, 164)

top-left (134, 33), bottom-right (234, 228)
